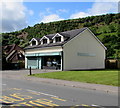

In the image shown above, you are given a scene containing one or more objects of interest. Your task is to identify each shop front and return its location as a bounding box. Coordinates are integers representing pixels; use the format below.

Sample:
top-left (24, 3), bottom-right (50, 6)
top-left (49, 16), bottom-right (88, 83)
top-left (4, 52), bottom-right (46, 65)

top-left (25, 52), bottom-right (62, 70)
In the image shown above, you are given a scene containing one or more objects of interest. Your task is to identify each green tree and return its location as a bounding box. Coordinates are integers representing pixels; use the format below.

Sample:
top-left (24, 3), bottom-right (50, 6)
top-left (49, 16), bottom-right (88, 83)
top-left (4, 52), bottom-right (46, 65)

top-left (109, 24), bottom-right (115, 32)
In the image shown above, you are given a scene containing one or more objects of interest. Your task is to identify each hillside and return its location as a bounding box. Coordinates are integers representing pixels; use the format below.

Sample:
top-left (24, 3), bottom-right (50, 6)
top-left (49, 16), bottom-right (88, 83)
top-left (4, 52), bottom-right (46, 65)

top-left (2, 13), bottom-right (120, 58)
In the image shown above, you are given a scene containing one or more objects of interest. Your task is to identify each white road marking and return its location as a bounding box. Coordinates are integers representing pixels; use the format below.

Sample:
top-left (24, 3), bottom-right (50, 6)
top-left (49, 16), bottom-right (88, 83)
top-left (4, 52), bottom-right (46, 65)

top-left (91, 104), bottom-right (105, 108)
top-left (91, 104), bottom-right (99, 106)
top-left (26, 89), bottom-right (58, 98)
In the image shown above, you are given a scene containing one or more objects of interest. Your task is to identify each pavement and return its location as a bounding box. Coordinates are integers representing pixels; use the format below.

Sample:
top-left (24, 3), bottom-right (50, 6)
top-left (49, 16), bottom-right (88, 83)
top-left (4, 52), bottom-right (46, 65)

top-left (2, 69), bottom-right (118, 94)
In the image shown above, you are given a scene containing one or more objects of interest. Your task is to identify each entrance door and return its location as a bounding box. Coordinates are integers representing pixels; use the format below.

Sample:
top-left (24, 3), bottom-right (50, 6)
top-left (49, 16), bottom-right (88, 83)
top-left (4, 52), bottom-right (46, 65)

top-left (27, 57), bottom-right (38, 69)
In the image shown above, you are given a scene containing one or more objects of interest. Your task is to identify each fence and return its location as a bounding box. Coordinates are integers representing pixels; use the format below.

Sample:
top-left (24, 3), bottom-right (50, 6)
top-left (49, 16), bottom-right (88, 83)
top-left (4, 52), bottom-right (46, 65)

top-left (105, 59), bottom-right (120, 69)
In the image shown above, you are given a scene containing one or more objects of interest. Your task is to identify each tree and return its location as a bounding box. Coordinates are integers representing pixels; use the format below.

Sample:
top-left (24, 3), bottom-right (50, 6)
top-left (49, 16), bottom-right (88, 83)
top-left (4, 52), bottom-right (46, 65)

top-left (90, 27), bottom-right (97, 35)
top-left (104, 14), bottom-right (112, 24)
top-left (114, 50), bottom-right (120, 59)
top-left (109, 24), bottom-right (115, 32)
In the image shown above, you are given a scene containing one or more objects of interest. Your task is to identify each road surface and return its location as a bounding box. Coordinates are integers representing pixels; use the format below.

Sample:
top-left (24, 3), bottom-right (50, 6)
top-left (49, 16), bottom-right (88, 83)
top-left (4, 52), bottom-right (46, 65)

top-left (1, 76), bottom-right (118, 107)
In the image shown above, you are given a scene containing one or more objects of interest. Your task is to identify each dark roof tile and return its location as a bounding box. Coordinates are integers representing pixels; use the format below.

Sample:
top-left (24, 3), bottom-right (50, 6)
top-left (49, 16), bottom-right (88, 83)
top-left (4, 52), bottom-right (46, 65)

top-left (25, 27), bottom-right (87, 50)
top-left (34, 37), bottom-right (41, 41)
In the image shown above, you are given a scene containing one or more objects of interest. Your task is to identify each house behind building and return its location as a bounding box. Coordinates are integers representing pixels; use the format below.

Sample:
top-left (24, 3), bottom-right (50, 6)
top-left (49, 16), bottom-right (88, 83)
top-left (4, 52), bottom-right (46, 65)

top-left (2, 44), bottom-right (25, 70)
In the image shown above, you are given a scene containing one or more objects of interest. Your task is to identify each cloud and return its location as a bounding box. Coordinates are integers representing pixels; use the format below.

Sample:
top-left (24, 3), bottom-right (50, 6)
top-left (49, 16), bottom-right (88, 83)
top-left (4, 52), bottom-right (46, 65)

top-left (70, 12), bottom-right (90, 19)
top-left (28, 10), bottom-right (34, 16)
top-left (1, 1), bottom-right (27, 32)
top-left (39, 7), bottom-right (68, 23)
top-left (1, 0), bottom-right (34, 33)
top-left (89, 2), bottom-right (118, 15)
top-left (70, 2), bottom-right (118, 19)
top-left (41, 14), bottom-right (64, 23)
top-left (46, 8), bottom-right (52, 14)
top-left (57, 9), bottom-right (68, 13)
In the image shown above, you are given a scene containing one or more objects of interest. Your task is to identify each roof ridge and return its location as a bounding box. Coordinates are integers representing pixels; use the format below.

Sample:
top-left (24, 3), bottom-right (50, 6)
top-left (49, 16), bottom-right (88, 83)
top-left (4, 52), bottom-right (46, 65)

top-left (44, 27), bottom-right (87, 38)
top-left (26, 27), bottom-right (88, 50)
top-left (63, 27), bottom-right (87, 32)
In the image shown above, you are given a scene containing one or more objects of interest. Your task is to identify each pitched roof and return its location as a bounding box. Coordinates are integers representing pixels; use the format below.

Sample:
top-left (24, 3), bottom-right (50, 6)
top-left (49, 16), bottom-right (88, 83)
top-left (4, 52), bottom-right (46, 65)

top-left (25, 27), bottom-right (87, 50)
top-left (3, 44), bottom-right (16, 55)
top-left (45, 34), bottom-right (55, 39)
top-left (45, 27), bottom-right (87, 39)
top-left (34, 37), bottom-right (41, 41)
top-left (60, 27), bottom-right (86, 38)
top-left (3, 44), bottom-right (25, 63)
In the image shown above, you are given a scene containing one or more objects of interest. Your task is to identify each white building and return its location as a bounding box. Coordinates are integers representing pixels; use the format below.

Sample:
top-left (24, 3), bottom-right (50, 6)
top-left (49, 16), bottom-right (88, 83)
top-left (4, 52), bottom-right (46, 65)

top-left (24, 27), bottom-right (107, 70)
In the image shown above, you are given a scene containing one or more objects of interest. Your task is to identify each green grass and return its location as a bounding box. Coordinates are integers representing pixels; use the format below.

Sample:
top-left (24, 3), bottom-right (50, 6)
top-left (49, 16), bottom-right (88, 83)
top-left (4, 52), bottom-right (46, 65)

top-left (30, 70), bottom-right (119, 86)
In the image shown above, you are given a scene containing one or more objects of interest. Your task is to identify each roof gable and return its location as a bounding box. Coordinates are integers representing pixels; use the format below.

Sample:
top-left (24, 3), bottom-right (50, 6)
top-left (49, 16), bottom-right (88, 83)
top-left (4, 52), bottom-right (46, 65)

top-left (40, 36), bottom-right (49, 41)
top-left (30, 38), bottom-right (40, 43)
top-left (86, 28), bottom-right (107, 50)
top-left (52, 33), bottom-right (63, 39)
top-left (25, 27), bottom-right (106, 50)
top-left (3, 44), bottom-right (23, 55)
top-left (63, 28), bottom-right (107, 50)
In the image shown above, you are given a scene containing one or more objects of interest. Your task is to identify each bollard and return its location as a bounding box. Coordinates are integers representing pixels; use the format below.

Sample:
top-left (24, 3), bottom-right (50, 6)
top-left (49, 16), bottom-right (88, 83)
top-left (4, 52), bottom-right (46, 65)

top-left (29, 67), bottom-right (32, 75)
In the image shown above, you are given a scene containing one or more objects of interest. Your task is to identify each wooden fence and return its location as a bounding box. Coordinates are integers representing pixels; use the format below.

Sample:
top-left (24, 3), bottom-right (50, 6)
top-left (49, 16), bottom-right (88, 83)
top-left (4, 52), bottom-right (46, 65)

top-left (105, 59), bottom-right (120, 69)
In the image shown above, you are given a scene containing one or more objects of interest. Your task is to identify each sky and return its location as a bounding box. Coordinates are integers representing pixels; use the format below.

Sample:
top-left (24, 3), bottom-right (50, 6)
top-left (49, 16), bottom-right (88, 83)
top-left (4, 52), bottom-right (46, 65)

top-left (1, 0), bottom-right (119, 33)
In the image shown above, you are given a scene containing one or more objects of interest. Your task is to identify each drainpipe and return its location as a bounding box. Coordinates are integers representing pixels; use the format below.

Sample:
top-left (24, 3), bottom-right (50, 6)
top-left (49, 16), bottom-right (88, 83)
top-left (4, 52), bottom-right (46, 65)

top-left (61, 46), bottom-right (64, 71)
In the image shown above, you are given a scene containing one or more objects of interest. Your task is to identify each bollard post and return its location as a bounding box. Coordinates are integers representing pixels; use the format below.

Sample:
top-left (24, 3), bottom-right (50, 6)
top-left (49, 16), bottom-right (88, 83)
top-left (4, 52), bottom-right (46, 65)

top-left (30, 67), bottom-right (32, 75)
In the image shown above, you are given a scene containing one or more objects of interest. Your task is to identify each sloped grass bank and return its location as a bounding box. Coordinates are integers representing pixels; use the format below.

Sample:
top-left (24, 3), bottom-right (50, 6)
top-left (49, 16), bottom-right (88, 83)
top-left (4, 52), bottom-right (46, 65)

top-left (30, 70), bottom-right (119, 86)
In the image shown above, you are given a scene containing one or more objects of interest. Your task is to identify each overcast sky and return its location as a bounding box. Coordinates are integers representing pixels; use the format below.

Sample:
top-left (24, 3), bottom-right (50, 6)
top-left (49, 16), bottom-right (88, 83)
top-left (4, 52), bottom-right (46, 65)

top-left (1, 0), bottom-right (119, 33)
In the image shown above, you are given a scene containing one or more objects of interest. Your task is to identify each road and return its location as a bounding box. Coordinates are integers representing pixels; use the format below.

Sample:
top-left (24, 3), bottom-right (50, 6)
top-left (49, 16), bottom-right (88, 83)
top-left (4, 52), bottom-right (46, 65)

top-left (1, 71), bottom-right (118, 107)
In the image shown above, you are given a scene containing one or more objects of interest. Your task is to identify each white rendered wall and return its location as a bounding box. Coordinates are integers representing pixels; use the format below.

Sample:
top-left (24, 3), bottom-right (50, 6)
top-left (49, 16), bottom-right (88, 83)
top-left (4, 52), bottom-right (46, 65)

top-left (25, 46), bottom-right (63, 54)
top-left (63, 29), bottom-right (106, 70)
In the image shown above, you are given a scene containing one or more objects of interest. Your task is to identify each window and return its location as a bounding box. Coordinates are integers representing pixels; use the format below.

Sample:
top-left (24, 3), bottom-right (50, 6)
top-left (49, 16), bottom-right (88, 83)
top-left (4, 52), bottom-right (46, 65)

top-left (43, 39), bottom-right (47, 44)
top-left (32, 41), bottom-right (36, 46)
top-left (55, 37), bottom-right (61, 42)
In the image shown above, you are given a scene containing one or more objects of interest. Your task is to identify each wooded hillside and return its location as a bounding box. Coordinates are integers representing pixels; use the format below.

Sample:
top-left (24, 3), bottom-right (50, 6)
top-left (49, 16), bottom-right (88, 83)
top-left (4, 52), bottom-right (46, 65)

top-left (2, 13), bottom-right (120, 58)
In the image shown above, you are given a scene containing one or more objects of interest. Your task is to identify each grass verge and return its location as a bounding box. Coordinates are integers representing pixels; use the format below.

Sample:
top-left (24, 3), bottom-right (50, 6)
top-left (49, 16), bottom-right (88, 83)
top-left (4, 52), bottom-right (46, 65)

top-left (30, 69), bottom-right (119, 86)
